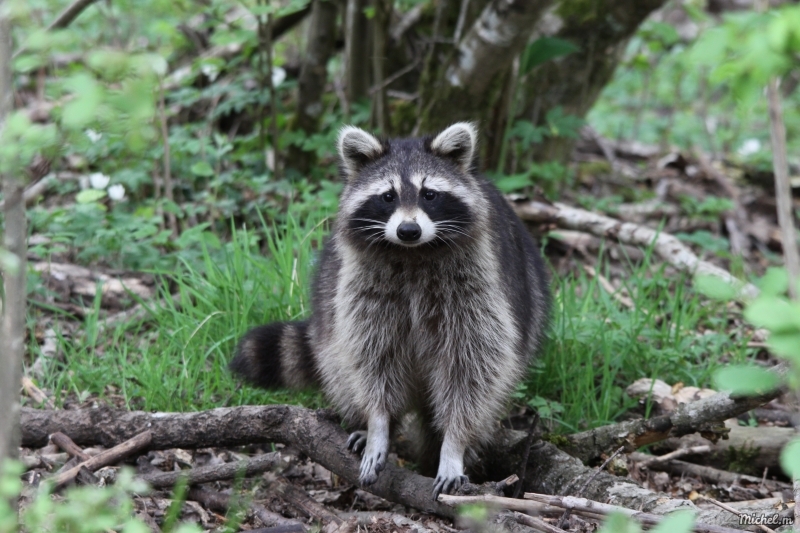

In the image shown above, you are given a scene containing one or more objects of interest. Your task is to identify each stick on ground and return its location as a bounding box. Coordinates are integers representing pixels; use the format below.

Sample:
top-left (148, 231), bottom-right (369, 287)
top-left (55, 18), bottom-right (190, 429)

top-left (53, 430), bottom-right (152, 489)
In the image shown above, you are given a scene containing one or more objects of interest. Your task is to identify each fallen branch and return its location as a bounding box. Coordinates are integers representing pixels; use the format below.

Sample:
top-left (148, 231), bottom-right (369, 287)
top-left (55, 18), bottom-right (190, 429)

top-left (21, 406), bottom-right (455, 517)
top-left (563, 373), bottom-right (786, 462)
top-left (20, 405), bottom-right (762, 529)
top-left (512, 199), bottom-right (760, 300)
top-left (52, 430), bottom-right (152, 490)
top-left (522, 492), bottom-right (746, 533)
top-left (629, 452), bottom-right (793, 492)
top-left (140, 451), bottom-right (281, 489)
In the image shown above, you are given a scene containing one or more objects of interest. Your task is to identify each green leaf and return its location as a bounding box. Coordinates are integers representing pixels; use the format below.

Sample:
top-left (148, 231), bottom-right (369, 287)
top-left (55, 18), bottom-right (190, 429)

top-left (757, 267), bottom-right (789, 296)
top-left (191, 161), bottom-right (214, 177)
top-left (713, 365), bottom-right (780, 396)
top-left (651, 511), bottom-right (695, 533)
top-left (779, 437), bottom-right (800, 478)
top-left (743, 296), bottom-right (800, 332)
top-left (520, 37), bottom-right (580, 75)
top-left (694, 275), bottom-right (737, 301)
top-left (766, 332), bottom-right (800, 362)
top-left (494, 173), bottom-right (533, 193)
top-left (76, 189), bottom-right (107, 204)
top-left (598, 513), bottom-right (641, 533)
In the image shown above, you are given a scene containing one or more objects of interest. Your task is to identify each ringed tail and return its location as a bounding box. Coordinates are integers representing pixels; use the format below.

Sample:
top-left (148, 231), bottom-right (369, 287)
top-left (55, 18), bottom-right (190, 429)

top-left (230, 320), bottom-right (318, 389)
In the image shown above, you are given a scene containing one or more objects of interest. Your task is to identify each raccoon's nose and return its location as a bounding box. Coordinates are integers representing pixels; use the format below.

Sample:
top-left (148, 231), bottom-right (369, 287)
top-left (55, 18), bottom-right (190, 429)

top-left (397, 222), bottom-right (422, 242)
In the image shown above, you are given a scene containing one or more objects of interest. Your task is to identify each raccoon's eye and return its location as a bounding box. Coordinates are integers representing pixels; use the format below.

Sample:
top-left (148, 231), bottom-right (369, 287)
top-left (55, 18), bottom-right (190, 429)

top-left (422, 190), bottom-right (437, 201)
top-left (382, 192), bottom-right (395, 203)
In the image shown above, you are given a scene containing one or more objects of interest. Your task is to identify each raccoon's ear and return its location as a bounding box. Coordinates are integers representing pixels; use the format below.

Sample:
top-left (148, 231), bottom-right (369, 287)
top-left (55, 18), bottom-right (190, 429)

top-left (429, 122), bottom-right (478, 172)
top-left (338, 126), bottom-right (386, 179)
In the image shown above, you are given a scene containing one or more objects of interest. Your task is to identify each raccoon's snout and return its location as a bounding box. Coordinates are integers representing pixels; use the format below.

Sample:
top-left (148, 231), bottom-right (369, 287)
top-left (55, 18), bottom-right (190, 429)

top-left (397, 222), bottom-right (422, 242)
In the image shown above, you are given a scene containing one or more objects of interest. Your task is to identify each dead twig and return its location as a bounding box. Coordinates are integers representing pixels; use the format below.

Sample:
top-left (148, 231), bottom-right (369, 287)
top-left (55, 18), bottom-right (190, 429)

top-left (140, 451), bottom-right (281, 489)
top-left (634, 445), bottom-right (710, 468)
top-left (523, 492), bottom-right (744, 533)
top-left (512, 512), bottom-right (568, 533)
top-left (50, 431), bottom-right (90, 461)
top-left (512, 199), bottom-right (760, 300)
top-left (700, 496), bottom-right (776, 533)
top-left (21, 377), bottom-right (54, 409)
top-left (513, 411), bottom-right (540, 498)
top-left (53, 430), bottom-right (152, 490)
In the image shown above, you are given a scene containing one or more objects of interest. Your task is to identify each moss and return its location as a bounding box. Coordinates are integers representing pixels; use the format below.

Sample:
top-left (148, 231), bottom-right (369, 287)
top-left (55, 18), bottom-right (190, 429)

top-left (724, 443), bottom-right (761, 476)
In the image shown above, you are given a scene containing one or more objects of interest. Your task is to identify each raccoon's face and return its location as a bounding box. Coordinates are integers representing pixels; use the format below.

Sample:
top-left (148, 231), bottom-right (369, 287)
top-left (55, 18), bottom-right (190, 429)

top-left (337, 123), bottom-right (480, 250)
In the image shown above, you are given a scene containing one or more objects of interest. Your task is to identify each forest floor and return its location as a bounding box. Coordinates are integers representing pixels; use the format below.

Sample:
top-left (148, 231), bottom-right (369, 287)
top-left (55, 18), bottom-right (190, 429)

top-left (16, 129), bottom-right (799, 532)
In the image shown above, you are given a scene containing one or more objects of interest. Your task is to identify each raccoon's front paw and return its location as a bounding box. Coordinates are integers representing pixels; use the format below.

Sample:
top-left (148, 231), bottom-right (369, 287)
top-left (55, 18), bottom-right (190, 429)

top-left (359, 447), bottom-right (387, 486)
top-left (432, 474), bottom-right (469, 499)
top-left (346, 430), bottom-right (368, 454)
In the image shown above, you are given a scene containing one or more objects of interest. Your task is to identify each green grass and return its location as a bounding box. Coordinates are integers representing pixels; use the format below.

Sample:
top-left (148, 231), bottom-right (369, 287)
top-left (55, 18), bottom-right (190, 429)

top-left (29, 213), bottom-right (329, 412)
top-left (520, 242), bottom-right (753, 433)
top-left (27, 217), bottom-right (756, 432)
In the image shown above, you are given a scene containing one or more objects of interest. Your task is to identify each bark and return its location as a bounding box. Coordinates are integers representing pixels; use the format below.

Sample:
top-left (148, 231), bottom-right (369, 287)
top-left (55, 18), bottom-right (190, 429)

top-left (286, 0), bottom-right (338, 172)
top-left (0, 3), bottom-right (24, 466)
top-left (345, 0), bottom-right (370, 103)
top-left (512, 199), bottom-right (761, 300)
top-left (522, 0), bottom-right (669, 164)
top-left (20, 405), bottom-right (769, 530)
top-left (417, 0), bottom-right (554, 134)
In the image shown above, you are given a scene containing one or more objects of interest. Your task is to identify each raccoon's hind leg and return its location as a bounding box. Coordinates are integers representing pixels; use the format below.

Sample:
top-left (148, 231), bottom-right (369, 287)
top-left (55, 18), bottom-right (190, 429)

top-left (230, 320), bottom-right (317, 389)
top-left (432, 432), bottom-right (469, 498)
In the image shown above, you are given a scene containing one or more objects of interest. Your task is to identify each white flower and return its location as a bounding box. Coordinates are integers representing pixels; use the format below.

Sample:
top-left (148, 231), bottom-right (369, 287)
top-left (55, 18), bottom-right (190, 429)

top-left (108, 184), bottom-right (126, 201)
top-left (272, 66), bottom-right (286, 88)
top-left (85, 129), bottom-right (102, 143)
top-left (200, 63), bottom-right (219, 82)
top-left (738, 138), bottom-right (761, 157)
top-left (89, 172), bottom-right (110, 190)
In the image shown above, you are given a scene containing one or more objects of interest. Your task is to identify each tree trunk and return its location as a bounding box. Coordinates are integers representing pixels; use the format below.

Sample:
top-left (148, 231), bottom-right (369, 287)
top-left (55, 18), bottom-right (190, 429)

top-left (345, 0), bottom-right (370, 104)
top-left (370, 0), bottom-right (390, 133)
top-left (0, 0), bottom-right (25, 466)
top-left (286, 0), bottom-right (338, 172)
top-left (416, 0), bottom-right (554, 137)
top-left (522, 0), bottom-right (669, 164)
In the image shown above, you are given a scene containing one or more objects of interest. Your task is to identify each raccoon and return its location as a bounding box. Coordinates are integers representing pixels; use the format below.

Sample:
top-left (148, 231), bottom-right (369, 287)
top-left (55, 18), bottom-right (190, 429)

top-left (231, 122), bottom-right (550, 497)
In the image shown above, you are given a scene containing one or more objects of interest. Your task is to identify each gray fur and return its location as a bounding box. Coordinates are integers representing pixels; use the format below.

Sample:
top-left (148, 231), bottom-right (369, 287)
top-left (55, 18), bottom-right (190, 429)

top-left (232, 123), bottom-right (549, 497)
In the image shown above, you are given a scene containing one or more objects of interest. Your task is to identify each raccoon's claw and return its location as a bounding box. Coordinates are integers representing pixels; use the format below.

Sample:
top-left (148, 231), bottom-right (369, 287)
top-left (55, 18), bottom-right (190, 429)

top-left (346, 430), bottom-right (368, 454)
top-left (358, 449), bottom-right (387, 486)
top-left (432, 474), bottom-right (469, 500)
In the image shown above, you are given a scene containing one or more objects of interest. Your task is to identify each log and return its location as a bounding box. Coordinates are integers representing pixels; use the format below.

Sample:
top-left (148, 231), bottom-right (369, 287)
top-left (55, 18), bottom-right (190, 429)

top-left (658, 421), bottom-right (796, 474)
top-left (20, 405), bottom-right (765, 529)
